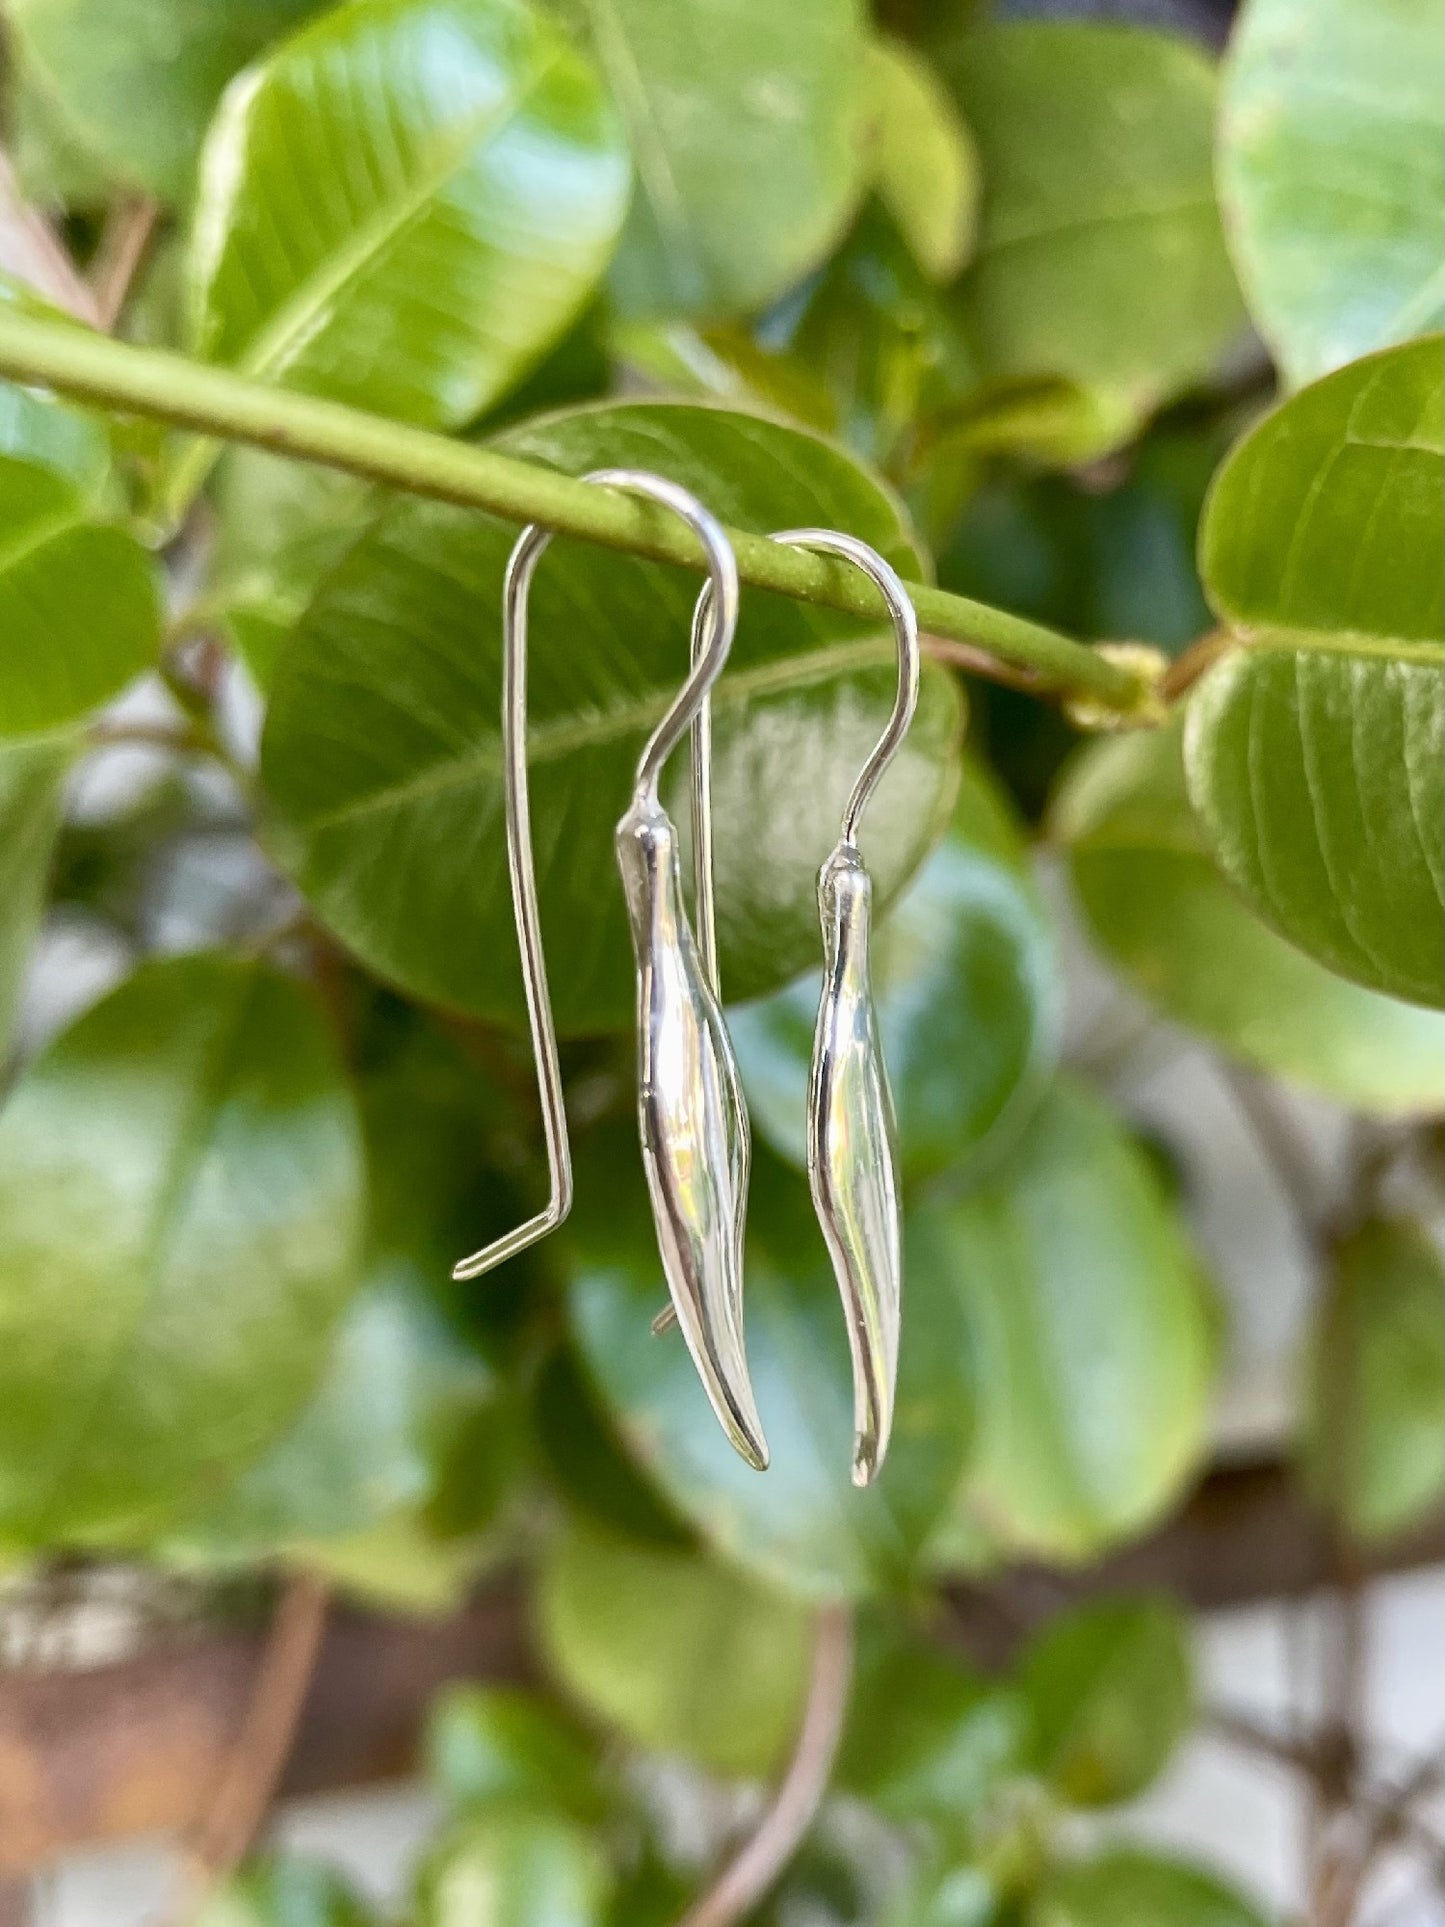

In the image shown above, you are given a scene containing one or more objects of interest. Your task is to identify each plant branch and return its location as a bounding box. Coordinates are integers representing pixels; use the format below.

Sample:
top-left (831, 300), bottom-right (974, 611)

top-left (676, 1606), bottom-right (854, 1927)
top-left (88, 198), bottom-right (161, 331)
top-left (0, 309), bottom-right (1154, 711)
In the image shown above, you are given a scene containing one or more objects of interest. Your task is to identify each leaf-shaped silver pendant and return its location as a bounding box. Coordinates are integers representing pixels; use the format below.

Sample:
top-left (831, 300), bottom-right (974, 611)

top-left (808, 842), bottom-right (903, 1487)
top-left (616, 798), bottom-right (768, 1471)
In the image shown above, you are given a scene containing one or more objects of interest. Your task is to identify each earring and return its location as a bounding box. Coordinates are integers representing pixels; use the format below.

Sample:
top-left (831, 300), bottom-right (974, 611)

top-left (611, 474), bottom-right (768, 1473)
top-left (769, 530), bottom-right (920, 1487)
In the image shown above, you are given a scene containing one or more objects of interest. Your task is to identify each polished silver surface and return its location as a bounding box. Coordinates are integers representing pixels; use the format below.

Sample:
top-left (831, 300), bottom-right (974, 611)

top-left (452, 471), bottom-right (740, 1292)
top-left (770, 528), bottom-right (920, 1485)
top-left (617, 798), bottom-right (767, 1469)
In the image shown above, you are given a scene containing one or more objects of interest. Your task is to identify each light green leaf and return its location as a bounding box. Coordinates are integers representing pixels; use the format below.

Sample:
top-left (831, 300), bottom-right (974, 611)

top-left (184, 0), bottom-right (630, 431)
top-left (197, 1854), bottom-right (378, 1927)
top-left (869, 38), bottom-right (979, 283)
top-left (1302, 1216), bottom-right (1445, 1544)
top-left (1218, 0), bottom-right (1445, 386)
top-left (0, 952), bottom-right (364, 1543)
top-left (6, 0), bottom-right (326, 203)
top-left (1056, 722), bottom-right (1445, 1112)
top-left (0, 456), bottom-right (161, 736)
top-left (413, 1806), bottom-right (610, 1927)
top-left (928, 1081), bottom-right (1215, 1566)
top-left (426, 1684), bottom-right (606, 1821)
top-left (536, 1516), bottom-right (811, 1778)
top-left (262, 401), bottom-right (962, 1035)
top-left (1028, 1850), bottom-right (1271, 1927)
top-left (939, 23), bottom-right (1245, 405)
top-left (567, 1127), bottom-right (977, 1600)
top-left (1019, 1597), bottom-right (1192, 1807)
top-left (731, 755), bottom-right (1059, 1180)
top-left (1189, 337), bottom-right (1445, 1008)
top-left (0, 728), bottom-right (75, 1055)
top-left (579, 0), bottom-right (869, 320)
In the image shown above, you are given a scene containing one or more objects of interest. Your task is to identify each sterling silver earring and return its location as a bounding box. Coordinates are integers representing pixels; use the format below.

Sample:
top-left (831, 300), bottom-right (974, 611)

top-left (772, 530), bottom-right (919, 1487)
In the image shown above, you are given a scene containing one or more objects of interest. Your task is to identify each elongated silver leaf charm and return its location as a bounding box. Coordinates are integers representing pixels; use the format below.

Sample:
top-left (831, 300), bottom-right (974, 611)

top-left (616, 798), bottom-right (768, 1471)
top-left (808, 841), bottom-right (902, 1487)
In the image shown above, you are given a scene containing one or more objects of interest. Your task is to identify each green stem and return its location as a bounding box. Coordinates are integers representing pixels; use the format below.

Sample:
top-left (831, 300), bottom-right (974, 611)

top-left (0, 309), bottom-right (1149, 709)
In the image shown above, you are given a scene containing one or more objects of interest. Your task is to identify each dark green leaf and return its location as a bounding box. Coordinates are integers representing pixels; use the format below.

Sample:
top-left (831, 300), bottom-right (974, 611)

top-left (0, 455), bottom-right (161, 735)
top-left (6, 0), bottom-right (326, 202)
top-left (567, 1127), bottom-right (976, 1600)
top-left (927, 1081), bottom-right (1215, 1566)
top-left (184, 0), bottom-right (630, 430)
top-left (1028, 1850), bottom-right (1271, 1927)
top-left (1056, 721), bottom-right (1445, 1112)
top-left (262, 400), bottom-right (962, 1035)
top-left (938, 23), bottom-right (1244, 409)
top-left (1218, 0), bottom-right (1445, 385)
top-left (533, 1345), bottom-right (692, 1549)
top-left (579, 0), bottom-right (869, 320)
top-left (536, 1516), bottom-right (812, 1777)
top-left (0, 728), bottom-right (75, 1055)
top-left (869, 38), bottom-right (979, 284)
top-left (1019, 1596), bottom-right (1192, 1807)
top-left (731, 755), bottom-right (1059, 1180)
top-left (197, 1854), bottom-right (378, 1927)
top-left (0, 952), bottom-right (364, 1542)
top-left (1301, 1216), bottom-right (1445, 1544)
top-left (413, 1806), bottom-right (610, 1927)
top-left (425, 1684), bottom-right (606, 1820)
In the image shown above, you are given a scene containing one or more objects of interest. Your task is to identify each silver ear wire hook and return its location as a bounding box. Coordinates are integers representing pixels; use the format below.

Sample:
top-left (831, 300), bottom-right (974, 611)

top-left (771, 529), bottom-right (919, 1486)
top-left (451, 470), bottom-right (735, 1288)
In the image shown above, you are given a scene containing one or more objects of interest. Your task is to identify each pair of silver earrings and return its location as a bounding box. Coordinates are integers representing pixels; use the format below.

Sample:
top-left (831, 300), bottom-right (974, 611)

top-left (451, 472), bottom-right (919, 1488)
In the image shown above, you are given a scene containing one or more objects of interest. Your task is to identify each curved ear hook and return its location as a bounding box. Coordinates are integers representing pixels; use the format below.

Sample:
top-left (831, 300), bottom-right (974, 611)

top-left (452, 471), bottom-right (738, 1284)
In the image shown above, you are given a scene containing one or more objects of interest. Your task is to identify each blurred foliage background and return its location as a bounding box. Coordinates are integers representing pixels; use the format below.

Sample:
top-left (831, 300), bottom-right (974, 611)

top-left (0, 0), bottom-right (1441, 1921)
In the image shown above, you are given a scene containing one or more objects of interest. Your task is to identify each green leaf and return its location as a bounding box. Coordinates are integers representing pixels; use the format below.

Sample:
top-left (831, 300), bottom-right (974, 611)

top-left (425, 1685), bottom-right (606, 1821)
top-left (0, 952), bottom-right (364, 1542)
top-left (0, 728), bottom-right (75, 1056)
top-left (1019, 1597), bottom-right (1192, 1807)
top-left (1055, 721), bottom-right (1445, 1112)
top-left (938, 23), bottom-right (1244, 406)
top-left (533, 1345), bottom-right (691, 1549)
top-left (869, 38), bottom-right (980, 284)
top-left (731, 755), bottom-right (1059, 1180)
top-left (184, 0), bottom-right (630, 431)
top-left (580, 0), bottom-right (869, 320)
top-left (262, 400), bottom-right (962, 1035)
top-left (6, 0), bottom-right (327, 203)
top-left (413, 1806), bottom-right (610, 1927)
top-left (928, 1081), bottom-right (1215, 1566)
top-left (567, 1126), bottom-right (976, 1600)
top-left (1301, 1216), bottom-right (1445, 1544)
top-left (1028, 1850), bottom-right (1271, 1927)
top-left (197, 1854), bottom-right (378, 1927)
top-left (1188, 339), bottom-right (1444, 1007)
top-left (1218, 0), bottom-right (1445, 386)
top-left (0, 455), bottom-right (161, 736)
top-left (536, 1516), bottom-right (812, 1778)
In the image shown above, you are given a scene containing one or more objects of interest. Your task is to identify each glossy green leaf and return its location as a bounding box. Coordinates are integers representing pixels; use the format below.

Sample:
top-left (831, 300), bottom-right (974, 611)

top-left (1218, 0), bottom-right (1445, 386)
top-left (184, 0), bottom-right (630, 433)
top-left (426, 1685), bottom-right (606, 1820)
top-left (1188, 340), bottom-right (1444, 1007)
top-left (0, 952), bottom-right (365, 1543)
top-left (579, 0), bottom-right (868, 320)
top-left (197, 1855), bottom-right (378, 1927)
top-left (262, 401), bottom-right (962, 1035)
top-left (0, 455), bottom-right (161, 736)
top-left (1056, 722), bottom-right (1445, 1112)
top-left (928, 1081), bottom-right (1215, 1567)
top-left (0, 728), bottom-right (75, 1054)
top-left (413, 1806), bottom-right (610, 1927)
top-left (731, 756), bottom-right (1059, 1180)
top-left (536, 1516), bottom-right (812, 1778)
top-left (6, 0), bottom-right (326, 202)
top-left (1019, 1597), bottom-right (1192, 1807)
top-left (1028, 1850), bottom-right (1271, 1927)
top-left (567, 1126), bottom-right (976, 1600)
top-left (1301, 1216), bottom-right (1445, 1544)
top-left (870, 38), bottom-right (979, 283)
top-left (939, 24), bottom-right (1244, 405)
